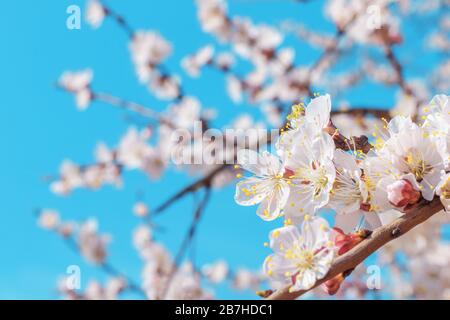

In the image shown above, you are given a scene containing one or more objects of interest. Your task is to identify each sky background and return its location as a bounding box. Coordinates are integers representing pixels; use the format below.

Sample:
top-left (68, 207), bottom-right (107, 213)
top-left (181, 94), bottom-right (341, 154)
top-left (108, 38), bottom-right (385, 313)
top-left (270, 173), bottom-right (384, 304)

top-left (0, 0), bottom-right (445, 299)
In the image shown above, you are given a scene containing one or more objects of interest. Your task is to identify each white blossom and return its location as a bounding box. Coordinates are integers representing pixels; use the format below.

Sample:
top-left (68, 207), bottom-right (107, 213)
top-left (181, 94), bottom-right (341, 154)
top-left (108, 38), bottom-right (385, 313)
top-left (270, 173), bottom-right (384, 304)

top-left (263, 216), bottom-right (334, 292)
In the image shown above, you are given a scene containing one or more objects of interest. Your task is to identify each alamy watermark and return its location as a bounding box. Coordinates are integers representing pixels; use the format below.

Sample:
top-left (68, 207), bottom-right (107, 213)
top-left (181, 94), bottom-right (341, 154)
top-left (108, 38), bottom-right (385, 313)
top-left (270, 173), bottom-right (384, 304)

top-left (66, 5), bottom-right (81, 30)
top-left (169, 121), bottom-right (280, 166)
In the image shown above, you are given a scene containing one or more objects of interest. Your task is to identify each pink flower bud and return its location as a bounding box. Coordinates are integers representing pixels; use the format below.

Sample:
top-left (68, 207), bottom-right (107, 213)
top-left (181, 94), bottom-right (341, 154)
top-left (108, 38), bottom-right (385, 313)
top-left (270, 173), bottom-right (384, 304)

top-left (323, 274), bottom-right (344, 295)
top-left (332, 228), bottom-right (368, 256)
top-left (386, 179), bottom-right (421, 208)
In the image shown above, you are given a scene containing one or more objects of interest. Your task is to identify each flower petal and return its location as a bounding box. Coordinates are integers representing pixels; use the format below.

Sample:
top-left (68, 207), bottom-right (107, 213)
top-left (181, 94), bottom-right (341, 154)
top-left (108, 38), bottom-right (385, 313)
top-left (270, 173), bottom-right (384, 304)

top-left (256, 180), bottom-right (290, 221)
top-left (235, 177), bottom-right (272, 206)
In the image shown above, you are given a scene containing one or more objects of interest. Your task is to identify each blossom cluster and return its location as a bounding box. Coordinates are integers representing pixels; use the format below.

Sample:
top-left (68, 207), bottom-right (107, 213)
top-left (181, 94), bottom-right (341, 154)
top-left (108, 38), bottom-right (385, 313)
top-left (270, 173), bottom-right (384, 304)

top-left (38, 208), bottom-right (265, 300)
top-left (235, 94), bottom-right (450, 293)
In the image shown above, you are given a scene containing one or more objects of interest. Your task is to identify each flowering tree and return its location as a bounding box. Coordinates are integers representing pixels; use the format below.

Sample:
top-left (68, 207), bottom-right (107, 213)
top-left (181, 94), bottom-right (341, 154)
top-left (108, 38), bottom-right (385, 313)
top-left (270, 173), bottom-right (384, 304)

top-left (38, 0), bottom-right (450, 300)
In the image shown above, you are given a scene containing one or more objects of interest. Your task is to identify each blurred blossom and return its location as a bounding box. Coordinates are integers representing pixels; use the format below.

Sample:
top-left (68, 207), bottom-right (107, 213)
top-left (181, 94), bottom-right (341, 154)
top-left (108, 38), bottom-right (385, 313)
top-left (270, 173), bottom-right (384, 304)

top-left (201, 260), bottom-right (229, 284)
top-left (182, 45), bottom-right (214, 77)
top-left (215, 52), bottom-right (235, 70)
top-left (78, 219), bottom-right (110, 265)
top-left (165, 263), bottom-right (213, 300)
top-left (85, 0), bottom-right (106, 29)
top-left (133, 202), bottom-right (149, 217)
top-left (226, 75), bottom-right (243, 103)
top-left (59, 70), bottom-right (93, 110)
top-left (38, 210), bottom-right (60, 230)
top-left (129, 31), bottom-right (172, 83)
top-left (232, 269), bottom-right (262, 291)
top-left (133, 225), bottom-right (153, 249)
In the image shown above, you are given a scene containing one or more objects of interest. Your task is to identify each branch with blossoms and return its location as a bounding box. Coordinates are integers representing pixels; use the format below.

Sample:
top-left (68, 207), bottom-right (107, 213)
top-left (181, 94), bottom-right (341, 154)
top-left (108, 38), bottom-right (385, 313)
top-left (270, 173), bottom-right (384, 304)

top-left (234, 94), bottom-right (449, 299)
top-left (266, 198), bottom-right (444, 299)
top-left (37, 0), bottom-right (450, 300)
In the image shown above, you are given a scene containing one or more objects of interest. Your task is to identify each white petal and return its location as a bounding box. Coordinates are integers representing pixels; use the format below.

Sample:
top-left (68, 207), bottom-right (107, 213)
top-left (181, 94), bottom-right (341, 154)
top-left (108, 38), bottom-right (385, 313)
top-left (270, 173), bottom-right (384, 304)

top-left (302, 216), bottom-right (330, 249)
top-left (305, 94), bottom-right (331, 129)
top-left (256, 180), bottom-right (290, 221)
top-left (293, 269), bottom-right (316, 291)
top-left (235, 177), bottom-right (272, 206)
top-left (333, 149), bottom-right (360, 177)
top-left (363, 212), bottom-right (382, 230)
top-left (334, 211), bottom-right (362, 233)
top-left (269, 225), bottom-right (300, 254)
top-left (237, 149), bottom-right (283, 177)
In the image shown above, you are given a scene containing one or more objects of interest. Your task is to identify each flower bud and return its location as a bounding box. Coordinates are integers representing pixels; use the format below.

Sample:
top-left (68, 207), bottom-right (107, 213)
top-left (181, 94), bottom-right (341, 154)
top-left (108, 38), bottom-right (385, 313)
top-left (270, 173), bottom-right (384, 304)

top-left (386, 179), bottom-right (421, 208)
top-left (323, 274), bottom-right (344, 295)
top-left (333, 228), bottom-right (367, 256)
top-left (133, 202), bottom-right (149, 217)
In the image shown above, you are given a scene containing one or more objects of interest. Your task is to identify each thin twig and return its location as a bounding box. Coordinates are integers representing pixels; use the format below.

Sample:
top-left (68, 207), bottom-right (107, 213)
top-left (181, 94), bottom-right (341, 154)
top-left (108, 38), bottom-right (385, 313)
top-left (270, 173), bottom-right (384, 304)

top-left (62, 235), bottom-right (146, 298)
top-left (161, 187), bottom-right (212, 298)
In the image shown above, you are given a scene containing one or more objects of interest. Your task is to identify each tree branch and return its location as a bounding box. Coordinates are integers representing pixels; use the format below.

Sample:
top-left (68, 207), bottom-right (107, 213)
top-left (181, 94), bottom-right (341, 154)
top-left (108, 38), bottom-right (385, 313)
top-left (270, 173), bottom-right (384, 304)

top-left (266, 198), bottom-right (444, 300)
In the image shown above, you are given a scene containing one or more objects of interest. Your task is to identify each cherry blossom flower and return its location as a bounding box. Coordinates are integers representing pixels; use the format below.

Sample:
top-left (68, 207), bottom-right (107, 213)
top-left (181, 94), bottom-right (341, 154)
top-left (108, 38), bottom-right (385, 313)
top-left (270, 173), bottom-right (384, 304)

top-left (78, 219), bottom-right (110, 265)
top-left (85, 0), bottom-right (106, 29)
top-left (201, 260), bottom-right (229, 284)
top-left (129, 31), bottom-right (172, 83)
top-left (38, 210), bottom-right (60, 230)
top-left (182, 45), bottom-right (214, 77)
top-left (329, 149), bottom-right (369, 214)
top-left (235, 149), bottom-right (290, 221)
top-left (263, 216), bottom-right (334, 292)
top-left (231, 269), bottom-right (262, 291)
top-left (133, 225), bottom-right (153, 250)
top-left (149, 73), bottom-right (181, 100)
top-left (226, 75), bottom-right (243, 103)
top-left (215, 52), bottom-right (235, 70)
top-left (196, 0), bottom-right (229, 36)
top-left (366, 116), bottom-right (445, 208)
top-left (58, 69), bottom-right (93, 110)
top-left (277, 94), bottom-right (332, 154)
top-left (117, 127), bottom-right (152, 169)
top-left (282, 124), bottom-right (336, 217)
top-left (165, 263), bottom-right (213, 300)
top-left (382, 118), bottom-right (444, 201)
top-left (133, 202), bottom-right (149, 217)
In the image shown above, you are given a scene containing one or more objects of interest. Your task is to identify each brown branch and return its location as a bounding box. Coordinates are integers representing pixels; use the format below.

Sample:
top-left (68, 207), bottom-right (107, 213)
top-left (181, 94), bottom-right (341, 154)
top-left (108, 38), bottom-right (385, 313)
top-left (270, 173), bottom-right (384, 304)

top-left (161, 187), bottom-right (212, 299)
top-left (383, 45), bottom-right (413, 96)
top-left (266, 198), bottom-right (444, 300)
top-left (61, 231), bottom-right (146, 298)
top-left (154, 165), bottom-right (226, 214)
top-left (331, 108), bottom-right (391, 120)
top-left (93, 92), bottom-right (176, 128)
top-left (101, 0), bottom-right (135, 38)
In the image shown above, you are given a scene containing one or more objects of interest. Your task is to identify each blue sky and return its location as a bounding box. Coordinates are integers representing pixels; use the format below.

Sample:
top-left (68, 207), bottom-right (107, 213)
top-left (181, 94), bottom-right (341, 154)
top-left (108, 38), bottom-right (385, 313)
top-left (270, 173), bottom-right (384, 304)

top-left (0, 0), bottom-right (444, 299)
